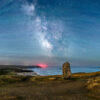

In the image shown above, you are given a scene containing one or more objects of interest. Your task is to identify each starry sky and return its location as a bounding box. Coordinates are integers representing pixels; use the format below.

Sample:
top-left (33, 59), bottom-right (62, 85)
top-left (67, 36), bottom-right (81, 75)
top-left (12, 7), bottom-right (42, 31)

top-left (0, 0), bottom-right (100, 66)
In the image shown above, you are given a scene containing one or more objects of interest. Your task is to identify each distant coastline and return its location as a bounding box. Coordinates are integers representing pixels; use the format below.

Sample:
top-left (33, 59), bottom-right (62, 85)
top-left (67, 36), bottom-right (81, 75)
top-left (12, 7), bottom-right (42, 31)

top-left (0, 65), bottom-right (41, 69)
top-left (0, 65), bottom-right (40, 76)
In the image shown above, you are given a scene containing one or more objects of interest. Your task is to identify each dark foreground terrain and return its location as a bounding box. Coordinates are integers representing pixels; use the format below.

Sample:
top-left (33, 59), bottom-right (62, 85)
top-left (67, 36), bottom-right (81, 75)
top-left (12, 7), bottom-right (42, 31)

top-left (0, 68), bottom-right (100, 100)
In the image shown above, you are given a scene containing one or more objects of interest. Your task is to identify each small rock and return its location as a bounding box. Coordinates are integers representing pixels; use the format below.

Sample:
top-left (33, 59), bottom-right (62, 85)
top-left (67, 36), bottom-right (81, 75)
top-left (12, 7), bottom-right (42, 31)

top-left (49, 77), bottom-right (56, 80)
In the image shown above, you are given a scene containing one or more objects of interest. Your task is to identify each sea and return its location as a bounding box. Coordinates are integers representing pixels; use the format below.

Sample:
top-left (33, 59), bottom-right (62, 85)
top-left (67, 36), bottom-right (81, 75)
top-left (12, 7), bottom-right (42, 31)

top-left (28, 66), bottom-right (100, 76)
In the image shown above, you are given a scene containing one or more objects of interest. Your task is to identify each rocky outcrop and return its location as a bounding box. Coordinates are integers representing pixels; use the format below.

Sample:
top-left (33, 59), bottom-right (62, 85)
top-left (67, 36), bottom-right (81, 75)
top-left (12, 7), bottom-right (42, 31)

top-left (62, 62), bottom-right (71, 79)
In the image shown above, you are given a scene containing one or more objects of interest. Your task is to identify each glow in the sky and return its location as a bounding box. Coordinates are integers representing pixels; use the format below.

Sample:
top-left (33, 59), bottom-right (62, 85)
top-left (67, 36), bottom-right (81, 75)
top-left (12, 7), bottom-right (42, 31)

top-left (37, 64), bottom-right (48, 68)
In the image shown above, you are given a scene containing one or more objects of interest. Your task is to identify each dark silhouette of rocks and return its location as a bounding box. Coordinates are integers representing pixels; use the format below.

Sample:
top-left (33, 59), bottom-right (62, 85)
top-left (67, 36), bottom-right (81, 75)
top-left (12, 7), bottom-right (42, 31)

top-left (62, 62), bottom-right (71, 79)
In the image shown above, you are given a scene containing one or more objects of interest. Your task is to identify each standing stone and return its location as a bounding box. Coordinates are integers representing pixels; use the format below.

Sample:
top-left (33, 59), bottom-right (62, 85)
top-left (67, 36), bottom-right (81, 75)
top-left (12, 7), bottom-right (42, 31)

top-left (62, 62), bottom-right (71, 79)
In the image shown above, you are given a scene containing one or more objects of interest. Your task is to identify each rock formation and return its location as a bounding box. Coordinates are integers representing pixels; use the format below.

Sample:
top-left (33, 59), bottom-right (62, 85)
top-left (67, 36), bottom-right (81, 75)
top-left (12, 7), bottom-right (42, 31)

top-left (62, 62), bottom-right (71, 79)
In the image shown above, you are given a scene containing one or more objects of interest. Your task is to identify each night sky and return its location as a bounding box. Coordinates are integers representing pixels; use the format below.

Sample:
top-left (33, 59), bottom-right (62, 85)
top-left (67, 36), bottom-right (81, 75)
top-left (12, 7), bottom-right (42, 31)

top-left (0, 0), bottom-right (100, 66)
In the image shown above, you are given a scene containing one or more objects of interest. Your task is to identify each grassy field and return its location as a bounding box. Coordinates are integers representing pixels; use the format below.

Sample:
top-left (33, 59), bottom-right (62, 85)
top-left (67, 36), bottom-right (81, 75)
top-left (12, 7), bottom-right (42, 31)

top-left (0, 69), bottom-right (100, 100)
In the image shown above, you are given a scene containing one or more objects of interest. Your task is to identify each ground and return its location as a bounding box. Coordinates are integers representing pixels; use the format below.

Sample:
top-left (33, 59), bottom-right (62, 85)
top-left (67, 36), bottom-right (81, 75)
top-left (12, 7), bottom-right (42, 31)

top-left (0, 69), bottom-right (100, 100)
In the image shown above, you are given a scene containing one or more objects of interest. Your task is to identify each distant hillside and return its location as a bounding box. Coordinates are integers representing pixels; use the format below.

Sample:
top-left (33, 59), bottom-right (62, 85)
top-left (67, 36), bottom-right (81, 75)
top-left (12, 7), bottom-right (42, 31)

top-left (0, 65), bottom-right (41, 69)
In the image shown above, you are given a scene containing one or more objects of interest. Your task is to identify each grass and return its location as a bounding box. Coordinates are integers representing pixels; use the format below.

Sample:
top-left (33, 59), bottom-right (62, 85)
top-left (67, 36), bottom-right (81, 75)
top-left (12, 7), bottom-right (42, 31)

top-left (0, 69), bottom-right (100, 100)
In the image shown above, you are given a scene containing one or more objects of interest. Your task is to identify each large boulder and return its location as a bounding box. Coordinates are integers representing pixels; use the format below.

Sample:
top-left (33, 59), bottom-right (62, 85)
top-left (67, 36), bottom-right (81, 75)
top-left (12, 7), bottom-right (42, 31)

top-left (62, 62), bottom-right (71, 79)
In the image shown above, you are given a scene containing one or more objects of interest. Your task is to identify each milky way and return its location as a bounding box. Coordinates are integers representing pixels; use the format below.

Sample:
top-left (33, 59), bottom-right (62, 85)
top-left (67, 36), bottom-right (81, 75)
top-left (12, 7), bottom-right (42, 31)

top-left (0, 0), bottom-right (100, 66)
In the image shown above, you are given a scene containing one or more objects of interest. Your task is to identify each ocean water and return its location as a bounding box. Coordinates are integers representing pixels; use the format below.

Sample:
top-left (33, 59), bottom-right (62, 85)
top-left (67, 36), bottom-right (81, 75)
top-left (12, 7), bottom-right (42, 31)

top-left (29, 66), bottom-right (100, 76)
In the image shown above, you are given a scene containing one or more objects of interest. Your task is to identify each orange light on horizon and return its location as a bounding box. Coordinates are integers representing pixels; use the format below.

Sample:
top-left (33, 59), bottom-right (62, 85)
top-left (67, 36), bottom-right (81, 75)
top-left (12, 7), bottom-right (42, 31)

top-left (37, 64), bottom-right (48, 68)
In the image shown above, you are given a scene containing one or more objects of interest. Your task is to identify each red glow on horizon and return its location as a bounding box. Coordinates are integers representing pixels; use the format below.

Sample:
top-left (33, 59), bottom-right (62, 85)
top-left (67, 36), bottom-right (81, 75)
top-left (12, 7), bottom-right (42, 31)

top-left (37, 64), bottom-right (48, 68)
